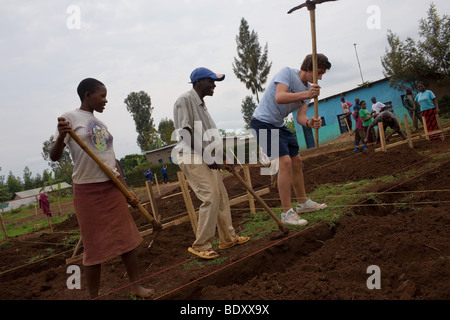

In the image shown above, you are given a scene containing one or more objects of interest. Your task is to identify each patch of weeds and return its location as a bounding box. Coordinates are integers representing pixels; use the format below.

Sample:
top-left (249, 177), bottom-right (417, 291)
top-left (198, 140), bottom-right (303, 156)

top-left (393, 194), bottom-right (416, 211)
top-left (28, 253), bottom-right (45, 264)
top-left (183, 259), bottom-right (204, 270)
top-left (206, 256), bottom-right (227, 265)
top-left (62, 233), bottom-right (81, 248)
top-left (241, 210), bottom-right (279, 239)
top-left (0, 240), bottom-right (14, 250)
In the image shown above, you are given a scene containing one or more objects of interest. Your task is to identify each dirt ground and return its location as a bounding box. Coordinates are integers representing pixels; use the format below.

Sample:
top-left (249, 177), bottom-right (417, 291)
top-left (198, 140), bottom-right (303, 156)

top-left (1, 130), bottom-right (449, 304)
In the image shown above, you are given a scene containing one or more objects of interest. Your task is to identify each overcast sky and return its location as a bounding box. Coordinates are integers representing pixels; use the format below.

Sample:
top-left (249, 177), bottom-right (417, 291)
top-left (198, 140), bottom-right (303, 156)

top-left (1, 0), bottom-right (449, 179)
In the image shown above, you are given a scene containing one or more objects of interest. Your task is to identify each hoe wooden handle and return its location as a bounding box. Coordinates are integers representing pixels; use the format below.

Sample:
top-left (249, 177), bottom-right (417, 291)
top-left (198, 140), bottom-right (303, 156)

top-left (68, 130), bottom-right (162, 230)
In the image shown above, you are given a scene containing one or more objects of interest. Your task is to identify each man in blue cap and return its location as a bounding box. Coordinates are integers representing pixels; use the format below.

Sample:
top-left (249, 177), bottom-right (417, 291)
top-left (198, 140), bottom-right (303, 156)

top-left (173, 67), bottom-right (250, 260)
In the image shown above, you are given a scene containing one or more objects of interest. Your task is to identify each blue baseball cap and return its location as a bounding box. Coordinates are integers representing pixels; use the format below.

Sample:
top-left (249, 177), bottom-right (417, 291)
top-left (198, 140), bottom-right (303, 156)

top-left (189, 67), bottom-right (225, 83)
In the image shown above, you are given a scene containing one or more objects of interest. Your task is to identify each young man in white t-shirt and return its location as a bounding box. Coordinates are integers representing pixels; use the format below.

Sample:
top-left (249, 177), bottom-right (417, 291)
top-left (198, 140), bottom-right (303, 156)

top-left (370, 97), bottom-right (386, 115)
top-left (250, 54), bottom-right (331, 226)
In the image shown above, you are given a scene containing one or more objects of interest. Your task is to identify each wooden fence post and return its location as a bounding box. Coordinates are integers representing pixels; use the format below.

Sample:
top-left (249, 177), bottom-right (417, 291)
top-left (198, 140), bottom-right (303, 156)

top-left (177, 171), bottom-right (198, 235)
top-left (243, 166), bottom-right (256, 214)
top-left (403, 114), bottom-right (413, 149)
top-left (422, 116), bottom-right (430, 141)
top-left (377, 122), bottom-right (386, 152)
top-left (145, 181), bottom-right (160, 222)
top-left (0, 210), bottom-right (8, 239)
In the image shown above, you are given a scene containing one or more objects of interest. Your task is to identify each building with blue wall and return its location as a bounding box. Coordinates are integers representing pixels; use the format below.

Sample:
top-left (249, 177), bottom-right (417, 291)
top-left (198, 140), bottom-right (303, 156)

top-left (293, 77), bottom-right (410, 149)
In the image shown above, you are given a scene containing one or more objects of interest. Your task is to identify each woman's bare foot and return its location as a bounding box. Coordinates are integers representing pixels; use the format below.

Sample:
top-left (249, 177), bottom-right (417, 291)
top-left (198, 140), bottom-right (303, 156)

top-left (131, 285), bottom-right (155, 298)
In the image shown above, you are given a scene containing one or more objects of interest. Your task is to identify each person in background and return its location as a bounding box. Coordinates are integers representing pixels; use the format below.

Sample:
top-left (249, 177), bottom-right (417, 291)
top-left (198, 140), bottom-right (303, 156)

top-left (402, 87), bottom-right (422, 130)
top-left (144, 168), bottom-right (154, 184)
top-left (352, 109), bottom-right (366, 152)
top-left (359, 100), bottom-right (376, 143)
top-left (370, 97), bottom-right (386, 115)
top-left (364, 111), bottom-right (407, 144)
top-left (414, 82), bottom-right (444, 141)
top-left (161, 165), bottom-right (169, 183)
top-left (353, 98), bottom-right (362, 112)
top-left (38, 193), bottom-right (52, 217)
top-left (340, 97), bottom-right (353, 132)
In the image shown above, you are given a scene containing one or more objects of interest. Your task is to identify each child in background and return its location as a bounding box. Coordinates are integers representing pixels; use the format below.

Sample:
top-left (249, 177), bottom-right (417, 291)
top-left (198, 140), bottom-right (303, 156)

top-left (352, 109), bottom-right (366, 151)
top-left (359, 100), bottom-right (375, 143)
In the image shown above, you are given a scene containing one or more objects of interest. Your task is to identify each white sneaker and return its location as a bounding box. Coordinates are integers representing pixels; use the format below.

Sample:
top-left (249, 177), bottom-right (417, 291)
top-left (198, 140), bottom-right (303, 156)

top-left (281, 208), bottom-right (308, 226)
top-left (296, 199), bottom-right (327, 213)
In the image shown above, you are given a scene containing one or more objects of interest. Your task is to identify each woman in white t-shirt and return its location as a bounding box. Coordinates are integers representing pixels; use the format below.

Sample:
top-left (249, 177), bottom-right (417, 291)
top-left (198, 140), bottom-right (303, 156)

top-left (50, 78), bottom-right (154, 299)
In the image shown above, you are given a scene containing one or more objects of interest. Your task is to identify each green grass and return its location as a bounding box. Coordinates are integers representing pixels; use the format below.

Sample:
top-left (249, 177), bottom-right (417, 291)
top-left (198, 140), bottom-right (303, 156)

top-left (0, 206), bottom-right (74, 240)
top-left (237, 158), bottom-right (444, 240)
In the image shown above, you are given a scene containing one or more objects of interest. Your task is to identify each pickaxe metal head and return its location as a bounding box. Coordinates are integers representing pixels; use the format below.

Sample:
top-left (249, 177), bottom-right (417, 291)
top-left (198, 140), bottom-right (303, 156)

top-left (288, 0), bottom-right (337, 13)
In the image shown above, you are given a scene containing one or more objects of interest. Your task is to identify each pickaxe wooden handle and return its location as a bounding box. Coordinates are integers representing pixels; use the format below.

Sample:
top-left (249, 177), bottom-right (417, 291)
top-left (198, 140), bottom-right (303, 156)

top-left (68, 130), bottom-right (162, 231)
top-left (288, 0), bottom-right (337, 148)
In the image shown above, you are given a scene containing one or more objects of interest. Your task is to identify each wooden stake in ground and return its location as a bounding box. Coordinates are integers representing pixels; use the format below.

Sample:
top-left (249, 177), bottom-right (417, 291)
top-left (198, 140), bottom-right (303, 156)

top-left (435, 114), bottom-right (446, 140)
top-left (177, 171), bottom-right (198, 235)
top-left (154, 174), bottom-right (161, 195)
top-left (404, 114), bottom-right (413, 149)
top-left (47, 215), bottom-right (53, 233)
top-left (422, 113), bottom-right (445, 141)
top-left (288, 0), bottom-right (338, 148)
top-left (0, 204), bottom-right (9, 239)
top-left (422, 115), bottom-right (430, 141)
top-left (377, 122), bottom-right (387, 152)
top-left (145, 181), bottom-right (160, 222)
top-left (243, 166), bottom-right (256, 214)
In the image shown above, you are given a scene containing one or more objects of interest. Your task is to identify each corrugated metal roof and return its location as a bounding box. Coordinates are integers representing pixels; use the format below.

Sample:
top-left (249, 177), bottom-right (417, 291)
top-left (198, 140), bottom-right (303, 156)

top-left (13, 182), bottom-right (72, 199)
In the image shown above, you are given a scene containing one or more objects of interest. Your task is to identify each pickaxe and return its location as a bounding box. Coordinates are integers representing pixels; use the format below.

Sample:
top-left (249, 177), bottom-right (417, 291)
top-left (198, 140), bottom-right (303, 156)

top-left (288, 0), bottom-right (337, 148)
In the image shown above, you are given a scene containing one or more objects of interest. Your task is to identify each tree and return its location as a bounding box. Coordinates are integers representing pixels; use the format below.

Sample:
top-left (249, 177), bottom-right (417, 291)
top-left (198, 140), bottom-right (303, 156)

top-left (22, 167), bottom-right (34, 191)
top-left (418, 3), bottom-right (450, 76)
top-left (6, 172), bottom-right (22, 196)
top-left (0, 168), bottom-right (12, 201)
top-left (241, 96), bottom-right (257, 129)
top-left (381, 3), bottom-right (449, 89)
top-left (158, 118), bottom-right (176, 146)
top-left (119, 154), bottom-right (146, 174)
top-left (42, 135), bottom-right (73, 184)
top-left (232, 17), bottom-right (272, 103)
top-left (381, 31), bottom-right (428, 89)
top-left (124, 91), bottom-right (159, 152)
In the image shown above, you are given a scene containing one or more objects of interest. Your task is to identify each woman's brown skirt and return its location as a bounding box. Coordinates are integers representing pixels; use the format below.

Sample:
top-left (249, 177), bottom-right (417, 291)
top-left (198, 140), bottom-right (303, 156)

top-left (73, 181), bottom-right (143, 266)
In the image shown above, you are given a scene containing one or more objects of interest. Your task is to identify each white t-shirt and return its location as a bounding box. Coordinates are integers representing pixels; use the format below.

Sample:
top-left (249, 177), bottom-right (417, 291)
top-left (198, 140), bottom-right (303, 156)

top-left (54, 108), bottom-right (119, 184)
top-left (371, 102), bottom-right (386, 115)
top-left (341, 102), bottom-right (350, 114)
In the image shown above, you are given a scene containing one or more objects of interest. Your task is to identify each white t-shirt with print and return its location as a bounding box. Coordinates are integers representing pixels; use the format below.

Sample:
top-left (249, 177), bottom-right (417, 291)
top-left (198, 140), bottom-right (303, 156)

top-left (54, 108), bottom-right (119, 184)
